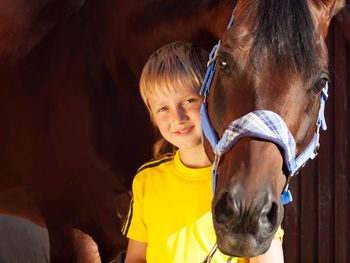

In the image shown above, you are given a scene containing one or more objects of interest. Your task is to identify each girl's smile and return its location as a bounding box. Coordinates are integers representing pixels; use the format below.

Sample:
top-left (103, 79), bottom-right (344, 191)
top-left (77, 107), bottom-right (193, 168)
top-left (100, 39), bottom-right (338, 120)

top-left (173, 126), bottom-right (194, 136)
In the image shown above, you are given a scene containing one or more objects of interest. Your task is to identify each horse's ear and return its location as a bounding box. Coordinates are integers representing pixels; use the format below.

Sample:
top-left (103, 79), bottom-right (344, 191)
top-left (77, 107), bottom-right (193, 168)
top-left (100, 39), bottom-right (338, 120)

top-left (314, 0), bottom-right (347, 38)
top-left (320, 0), bottom-right (346, 18)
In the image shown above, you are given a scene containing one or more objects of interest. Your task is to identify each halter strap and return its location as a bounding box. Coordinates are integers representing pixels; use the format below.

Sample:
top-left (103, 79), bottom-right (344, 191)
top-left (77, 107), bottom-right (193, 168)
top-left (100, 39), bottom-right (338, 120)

top-left (200, 7), bottom-right (329, 263)
top-left (199, 8), bottom-right (328, 205)
top-left (200, 8), bottom-right (236, 98)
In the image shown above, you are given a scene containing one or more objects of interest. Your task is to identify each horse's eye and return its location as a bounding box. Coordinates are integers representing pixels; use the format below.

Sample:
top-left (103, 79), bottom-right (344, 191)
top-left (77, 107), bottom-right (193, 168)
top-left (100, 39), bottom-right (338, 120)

top-left (219, 60), bottom-right (228, 68)
top-left (313, 78), bottom-right (328, 94)
top-left (218, 58), bottom-right (230, 74)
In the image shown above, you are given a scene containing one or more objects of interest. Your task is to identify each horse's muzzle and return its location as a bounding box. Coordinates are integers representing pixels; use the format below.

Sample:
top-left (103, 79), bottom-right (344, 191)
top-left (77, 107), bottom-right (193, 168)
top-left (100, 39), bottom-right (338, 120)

top-left (212, 184), bottom-right (283, 257)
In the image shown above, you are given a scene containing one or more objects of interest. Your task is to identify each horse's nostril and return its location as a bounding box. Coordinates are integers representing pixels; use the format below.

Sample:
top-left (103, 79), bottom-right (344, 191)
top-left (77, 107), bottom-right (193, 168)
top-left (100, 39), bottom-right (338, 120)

top-left (214, 191), bottom-right (234, 224)
top-left (259, 200), bottom-right (279, 235)
top-left (266, 202), bottom-right (278, 225)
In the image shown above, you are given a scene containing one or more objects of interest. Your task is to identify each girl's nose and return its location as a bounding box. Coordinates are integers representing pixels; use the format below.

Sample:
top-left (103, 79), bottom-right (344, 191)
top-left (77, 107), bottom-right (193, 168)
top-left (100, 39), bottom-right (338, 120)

top-left (174, 106), bottom-right (189, 123)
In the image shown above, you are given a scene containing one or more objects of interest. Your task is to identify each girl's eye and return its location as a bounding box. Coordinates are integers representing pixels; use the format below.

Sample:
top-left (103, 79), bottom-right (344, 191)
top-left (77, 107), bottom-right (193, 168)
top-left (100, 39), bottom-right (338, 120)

top-left (158, 107), bottom-right (168, 112)
top-left (184, 99), bottom-right (194, 104)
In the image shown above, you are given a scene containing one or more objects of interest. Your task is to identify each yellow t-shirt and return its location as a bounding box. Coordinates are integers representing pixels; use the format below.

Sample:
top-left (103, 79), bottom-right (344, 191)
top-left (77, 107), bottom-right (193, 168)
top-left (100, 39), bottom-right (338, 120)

top-left (122, 151), bottom-right (283, 263)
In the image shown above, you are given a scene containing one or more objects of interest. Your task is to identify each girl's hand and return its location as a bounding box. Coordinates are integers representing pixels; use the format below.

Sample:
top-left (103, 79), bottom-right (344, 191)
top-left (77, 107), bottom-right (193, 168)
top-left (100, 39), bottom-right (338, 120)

top-left (249, 239), bottom-right (284, 263)
top-left (125, 239), bottom-right (147, 263)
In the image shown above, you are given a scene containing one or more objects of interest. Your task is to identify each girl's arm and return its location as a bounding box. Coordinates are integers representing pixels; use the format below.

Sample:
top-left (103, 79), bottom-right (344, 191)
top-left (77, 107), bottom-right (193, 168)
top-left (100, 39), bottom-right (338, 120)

top-left (249, 238), bottom-right (284, 263)
top-left (125, 239), bottom-right (147, 263)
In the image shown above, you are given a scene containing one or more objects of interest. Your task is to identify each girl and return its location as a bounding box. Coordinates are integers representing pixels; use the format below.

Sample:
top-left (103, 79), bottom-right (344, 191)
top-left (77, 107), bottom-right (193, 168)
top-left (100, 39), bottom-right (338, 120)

top-left (122, 41), bottom-right (284, 263)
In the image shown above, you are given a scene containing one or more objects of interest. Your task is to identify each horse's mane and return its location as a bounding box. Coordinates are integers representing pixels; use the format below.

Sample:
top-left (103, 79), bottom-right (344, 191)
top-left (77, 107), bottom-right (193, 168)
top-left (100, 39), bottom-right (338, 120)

top-left (252, 0), bottom-right (317, 76)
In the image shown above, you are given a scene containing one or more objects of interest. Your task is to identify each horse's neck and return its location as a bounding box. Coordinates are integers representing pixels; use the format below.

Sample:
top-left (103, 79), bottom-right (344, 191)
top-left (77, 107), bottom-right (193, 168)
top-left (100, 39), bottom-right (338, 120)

top-left (0, 0), bottom-right (84, 63)
top-left (92, 0), bottom-right (235, 75)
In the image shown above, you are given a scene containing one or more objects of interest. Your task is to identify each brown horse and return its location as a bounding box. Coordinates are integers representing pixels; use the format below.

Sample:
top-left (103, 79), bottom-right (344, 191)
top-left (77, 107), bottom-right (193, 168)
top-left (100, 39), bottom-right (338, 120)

top-left (0, 0), bottom-right (237, 262)
top-left (0, 0), bottom-right (347, 262)
top-left (202, 0), bottom-right (346, 258)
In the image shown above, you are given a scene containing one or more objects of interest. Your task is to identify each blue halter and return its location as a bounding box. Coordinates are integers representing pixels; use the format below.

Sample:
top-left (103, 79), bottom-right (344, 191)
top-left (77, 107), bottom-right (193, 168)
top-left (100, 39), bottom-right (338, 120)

top-left (199, 9), bottom-right (328, 205)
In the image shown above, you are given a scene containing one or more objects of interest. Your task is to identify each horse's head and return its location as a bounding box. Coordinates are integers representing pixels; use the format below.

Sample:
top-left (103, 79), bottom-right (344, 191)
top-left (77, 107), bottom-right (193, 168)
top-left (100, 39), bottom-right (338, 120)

top-left (203, 0), bottom-right (346, 257)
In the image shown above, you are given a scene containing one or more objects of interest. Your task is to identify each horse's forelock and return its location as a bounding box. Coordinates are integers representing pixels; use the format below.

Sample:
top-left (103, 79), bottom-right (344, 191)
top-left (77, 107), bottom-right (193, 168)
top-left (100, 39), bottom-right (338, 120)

top-left (251, 0), bottom-right (318, 77)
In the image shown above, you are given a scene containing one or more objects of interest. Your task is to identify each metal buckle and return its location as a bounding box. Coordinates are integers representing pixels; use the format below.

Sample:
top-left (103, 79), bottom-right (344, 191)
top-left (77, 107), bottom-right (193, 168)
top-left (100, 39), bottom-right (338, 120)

top-left (213, 154), bottom-right (221, 175)
top-left (207, 40), bottom-right (221, 67)
top-left (310, 144), bottom-right (319, 160)
top-left (202, 243), bottom-right (218, 263)
top-left (321, 87), bottom-right (328, 100)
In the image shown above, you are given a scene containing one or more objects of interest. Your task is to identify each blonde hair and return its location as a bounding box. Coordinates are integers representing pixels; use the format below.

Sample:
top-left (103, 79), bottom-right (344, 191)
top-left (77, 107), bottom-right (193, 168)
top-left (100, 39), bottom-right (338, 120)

top-left (139, 41), bottom-right (209, 158)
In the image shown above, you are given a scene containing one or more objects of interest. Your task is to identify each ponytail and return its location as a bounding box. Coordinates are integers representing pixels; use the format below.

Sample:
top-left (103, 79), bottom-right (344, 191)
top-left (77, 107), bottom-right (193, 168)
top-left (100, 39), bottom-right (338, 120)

top-left (153, 137), bottom-right (177, 158)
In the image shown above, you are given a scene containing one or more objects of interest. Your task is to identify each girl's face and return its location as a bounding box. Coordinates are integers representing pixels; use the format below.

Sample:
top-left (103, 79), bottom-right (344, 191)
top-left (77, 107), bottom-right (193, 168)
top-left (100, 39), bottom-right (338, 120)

top-left (148, 85), bottom-right (202, 152)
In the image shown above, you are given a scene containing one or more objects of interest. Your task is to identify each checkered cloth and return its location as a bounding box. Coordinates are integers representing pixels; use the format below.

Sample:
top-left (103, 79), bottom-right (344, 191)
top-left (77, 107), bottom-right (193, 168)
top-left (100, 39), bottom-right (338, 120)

top-left (214, 110), bottom-right (297, 175)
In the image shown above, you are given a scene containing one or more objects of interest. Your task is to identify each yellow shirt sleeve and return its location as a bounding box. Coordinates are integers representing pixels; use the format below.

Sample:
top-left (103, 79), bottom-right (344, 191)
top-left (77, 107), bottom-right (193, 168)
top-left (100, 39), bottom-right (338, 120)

top-left (122, 173), bottom-right (148, 243)
top-left (274, 225), bottom-right (284, 243)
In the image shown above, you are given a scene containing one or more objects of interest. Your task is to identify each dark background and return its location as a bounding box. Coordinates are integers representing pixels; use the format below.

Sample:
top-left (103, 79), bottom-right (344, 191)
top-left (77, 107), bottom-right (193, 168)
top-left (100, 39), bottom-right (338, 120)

top-left (0, 3), bottom-right (348, 263)
top-left (283, 5), bottom-right (350, 263)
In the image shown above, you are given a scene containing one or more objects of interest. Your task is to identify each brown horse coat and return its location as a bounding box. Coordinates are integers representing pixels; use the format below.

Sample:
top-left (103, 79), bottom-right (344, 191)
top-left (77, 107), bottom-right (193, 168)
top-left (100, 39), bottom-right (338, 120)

top-left (0, 0), bottom-right (236, 261)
